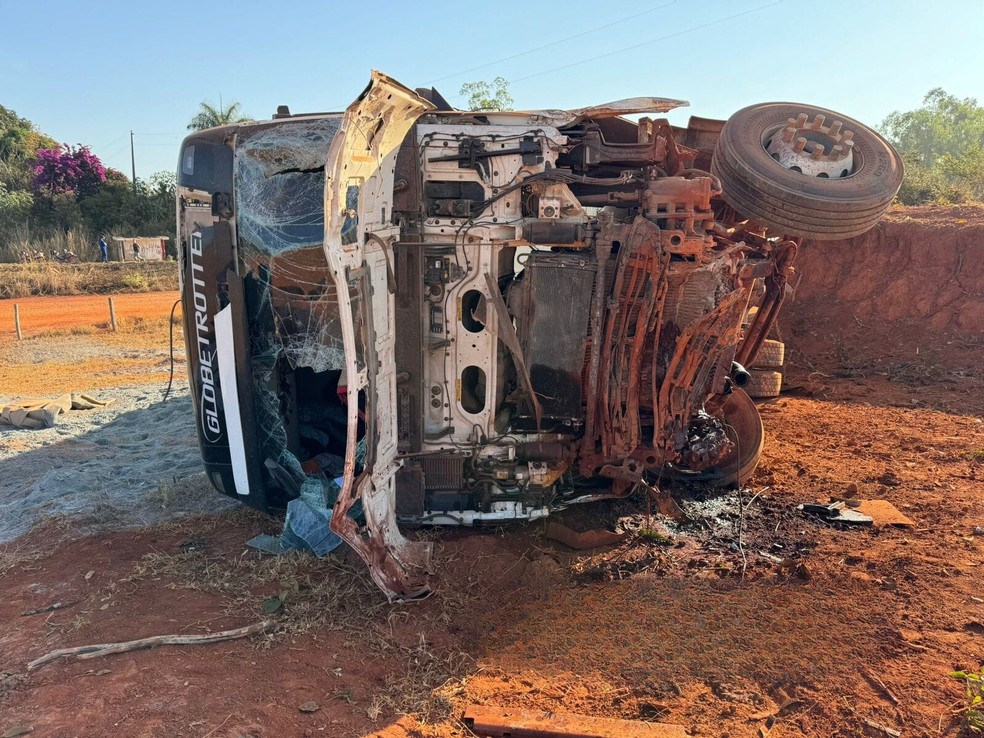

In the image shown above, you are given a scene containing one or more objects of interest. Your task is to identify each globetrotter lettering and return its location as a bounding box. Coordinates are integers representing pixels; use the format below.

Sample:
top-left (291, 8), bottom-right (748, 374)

top-left (190, 232), bottom-right (223, 442)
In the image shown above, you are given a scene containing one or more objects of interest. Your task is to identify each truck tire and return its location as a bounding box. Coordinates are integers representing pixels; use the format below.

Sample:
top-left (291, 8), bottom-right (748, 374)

top-left (711, 102), bottom-right (903, 241)
top-left (745, 369), bottom-right (783, 399)
top-left (752, 339), bottom-right (785, 369)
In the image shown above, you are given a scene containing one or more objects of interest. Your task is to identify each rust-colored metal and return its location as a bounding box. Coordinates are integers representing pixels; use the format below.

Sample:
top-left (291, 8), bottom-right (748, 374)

top-left (656, 287), bottom-right (749, 463)
top-left (599, 216), bottom-right (667, 460)
top-left (463, 705), bottom-right (690, 738)
top-left (545, 521), bottom-right (627, 550)
top-left (736, 239), bottom-right (798, 369)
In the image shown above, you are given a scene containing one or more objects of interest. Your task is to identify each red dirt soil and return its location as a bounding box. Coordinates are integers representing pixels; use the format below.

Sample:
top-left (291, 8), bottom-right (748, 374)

top-left (0, 291), bottom-right (180, 340)
top-left (1, 207), bottom-right (983, 738)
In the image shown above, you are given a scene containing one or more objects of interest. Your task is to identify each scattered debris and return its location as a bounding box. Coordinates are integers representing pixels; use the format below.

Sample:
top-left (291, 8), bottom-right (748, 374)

top-left (646, 485), bottom-right (689, 523)
top-left (463, 704), bottom-right (690, 737)
top-left (545, 522), bottom-right (627, 550)
top-left (862, 667), bottom-right (901, 705)
top-left (298, 701), bottom-right (320, 713)
top-left (247, 487), bottom-right (345, 557)
top-left (27, 620), bottom-right (275, 671)
top-left (0, 393), bottom-right (113, 429)
top-left (863, 717), bottom-right (901, 737)
top-left (20, 600), bottom-right (79, 617)
top-left (799, 501), bottom-right (873, 525)
top-left (852, 500), bottom-right (915, 528)
top-left (82, 669), bottom-right (112, 677)
top-left (1, 727), bottom-right (33, 738)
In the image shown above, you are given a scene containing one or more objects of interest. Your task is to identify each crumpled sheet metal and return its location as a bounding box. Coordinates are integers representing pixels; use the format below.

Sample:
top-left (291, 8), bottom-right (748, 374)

top-left (1, 393), bottom-right (114, 429)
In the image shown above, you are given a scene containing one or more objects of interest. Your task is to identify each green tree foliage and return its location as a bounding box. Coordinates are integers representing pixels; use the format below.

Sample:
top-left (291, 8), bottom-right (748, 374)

top-left (0, 181), bottom-right (33, 229)
top-left (881, 89), bottom-right (984, 204)
top-left (187, 100), bottom-right (250, 131)
top-left (459, 77), bottom-right (514, 111)
top-left (0, 104), bottom-right (178, 261)
top-left (0, 105), bottom-right (57, 163)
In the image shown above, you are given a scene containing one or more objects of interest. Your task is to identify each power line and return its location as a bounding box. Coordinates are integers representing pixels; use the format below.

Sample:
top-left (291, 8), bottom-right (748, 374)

top-left (430, 2), bottom-right (677, 85)
top-left (511, 1), bottom-right (782, 84)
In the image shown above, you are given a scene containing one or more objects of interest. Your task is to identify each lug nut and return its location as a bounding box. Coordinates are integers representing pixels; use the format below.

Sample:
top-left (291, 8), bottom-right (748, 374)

top-left (829, 120), bottom-right (842, 136)
top-left (811, 114), bottom-right (825, 130)
top-left (795, 113), bottom-right (808, 127)
top-left (811, 143), bottom-right (826, 160)
top-left (782, 126), bottom-right (796, 143)
top-left (794, 137), bottom-right (808, 153)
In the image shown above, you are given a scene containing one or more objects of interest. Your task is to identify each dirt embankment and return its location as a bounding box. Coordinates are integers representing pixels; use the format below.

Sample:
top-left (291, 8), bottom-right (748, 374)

top-left (788, 204), bottom-right (984, 334)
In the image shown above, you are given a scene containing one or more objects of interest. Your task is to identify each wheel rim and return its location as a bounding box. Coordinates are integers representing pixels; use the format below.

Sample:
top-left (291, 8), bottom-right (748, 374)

top-left (659, 388), bottom-right (765, 487)
top-left (762, 111), bottom-right (858, 179)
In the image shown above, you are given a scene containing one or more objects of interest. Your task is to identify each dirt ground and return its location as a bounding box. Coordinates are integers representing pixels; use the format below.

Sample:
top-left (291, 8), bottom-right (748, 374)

top-left (1, 210), bottom-right (983, 738)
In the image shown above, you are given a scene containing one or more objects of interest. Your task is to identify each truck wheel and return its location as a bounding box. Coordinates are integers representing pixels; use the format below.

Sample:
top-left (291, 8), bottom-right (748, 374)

top-left (711, 102), bottom-right (903, 240)
top-left (752, 339), bottom-right (785, 369)
top-left (745, 369), bottom-right (783, 399)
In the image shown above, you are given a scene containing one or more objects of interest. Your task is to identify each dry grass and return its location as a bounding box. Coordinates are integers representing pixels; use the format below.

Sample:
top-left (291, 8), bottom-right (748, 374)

top-left (124, 545), bottom-right (390, 637)
top-left (121, 521), bottom-right (476, 725)
top-left (0, 544), bottom-right (44, 577)
top-left (0, 262), bottom-right (176, 299)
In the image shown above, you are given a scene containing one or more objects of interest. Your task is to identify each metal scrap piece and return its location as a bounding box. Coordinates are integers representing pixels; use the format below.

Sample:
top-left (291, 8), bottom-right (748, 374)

top-left (463, 704), bottom-right (690, 738)
top-left (798, 501), bottom-right (873, 526)
top-left (545, 521), bottom-right (627, 550)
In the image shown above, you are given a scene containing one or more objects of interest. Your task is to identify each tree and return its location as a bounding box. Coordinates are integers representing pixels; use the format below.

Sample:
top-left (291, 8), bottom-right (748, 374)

top-left (187, 100), bottom-right (250, 131)
top-left (880, 89), bottom-right (984, 204)
top-left (0, 104), bottom-right (58, 163)
top-left (0, 181), bottom-right (32, 229)
top-left (881, 89), bottom-right (984, 166)
top-left (459, 77), bottom-right (514, 111)
top-left (32, 145), bottom-right (106, 200)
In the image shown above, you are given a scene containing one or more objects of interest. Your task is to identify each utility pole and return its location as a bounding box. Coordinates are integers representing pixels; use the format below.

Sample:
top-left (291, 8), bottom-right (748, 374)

top-left (130, 130), bottom-right (137, 192)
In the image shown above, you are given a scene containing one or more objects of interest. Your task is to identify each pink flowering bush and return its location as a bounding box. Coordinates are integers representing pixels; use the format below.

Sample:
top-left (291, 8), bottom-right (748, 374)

top-left (32, 145), bottom-right (106, 199)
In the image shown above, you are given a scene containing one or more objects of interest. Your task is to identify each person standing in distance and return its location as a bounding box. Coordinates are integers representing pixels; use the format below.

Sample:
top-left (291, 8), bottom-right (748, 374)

top-left (98, 235), bottom-right (109, 262)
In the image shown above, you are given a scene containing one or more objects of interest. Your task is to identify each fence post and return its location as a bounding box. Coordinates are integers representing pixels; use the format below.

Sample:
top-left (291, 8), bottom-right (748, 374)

top-left (108, 297), bottom-right (118, 332)
top-left (14, 303), bottom-right (22, 340)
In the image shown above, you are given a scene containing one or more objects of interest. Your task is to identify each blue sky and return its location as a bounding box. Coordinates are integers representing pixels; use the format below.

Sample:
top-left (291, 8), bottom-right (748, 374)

top-left (1, 0), bottom-right (981, 179)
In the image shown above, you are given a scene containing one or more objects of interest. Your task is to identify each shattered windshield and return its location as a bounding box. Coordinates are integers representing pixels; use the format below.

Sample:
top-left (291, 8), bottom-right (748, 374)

top-left (234, 117), bottom-right (352, 511)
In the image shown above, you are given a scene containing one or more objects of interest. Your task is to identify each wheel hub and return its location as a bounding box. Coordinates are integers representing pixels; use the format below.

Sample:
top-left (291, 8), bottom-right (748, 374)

top-left (765, 112), bottom-right (855, 178)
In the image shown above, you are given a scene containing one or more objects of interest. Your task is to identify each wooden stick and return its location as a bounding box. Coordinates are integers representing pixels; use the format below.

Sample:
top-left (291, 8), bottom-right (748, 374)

top-left (862, 667), bottom-right (900, 706)
top-left (14, 302), bottom-right (22, 340)
top-left (27, 619), bottom-right (274, 671)
top-left (108, 297), bottom-right (117, 332)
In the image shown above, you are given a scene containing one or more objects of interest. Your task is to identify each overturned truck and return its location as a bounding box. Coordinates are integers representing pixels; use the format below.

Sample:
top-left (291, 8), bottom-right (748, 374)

top-left (177, 72), bottom-right (902, 600)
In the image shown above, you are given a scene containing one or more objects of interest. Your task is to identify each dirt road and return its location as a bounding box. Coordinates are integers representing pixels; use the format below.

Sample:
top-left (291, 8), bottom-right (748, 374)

top-left (0, 291), bottom-right (180, 340)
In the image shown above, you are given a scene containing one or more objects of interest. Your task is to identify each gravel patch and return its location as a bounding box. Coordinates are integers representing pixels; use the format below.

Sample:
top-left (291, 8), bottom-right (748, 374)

top-left (0, 380), bottom-right (236, 543)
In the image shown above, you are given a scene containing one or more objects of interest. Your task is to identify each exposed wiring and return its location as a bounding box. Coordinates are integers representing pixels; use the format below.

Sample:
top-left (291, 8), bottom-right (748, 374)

top-left (161, 298), bottom-right (182, 403)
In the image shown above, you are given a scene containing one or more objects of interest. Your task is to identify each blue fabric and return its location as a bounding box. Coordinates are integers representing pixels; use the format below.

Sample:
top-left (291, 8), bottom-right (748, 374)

top-left (246, 476), bottom-right (348, 557)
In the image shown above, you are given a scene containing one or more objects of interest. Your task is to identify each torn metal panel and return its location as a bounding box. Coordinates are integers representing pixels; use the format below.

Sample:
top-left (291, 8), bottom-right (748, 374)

top-left (324, 71), bottom-right (436, 601)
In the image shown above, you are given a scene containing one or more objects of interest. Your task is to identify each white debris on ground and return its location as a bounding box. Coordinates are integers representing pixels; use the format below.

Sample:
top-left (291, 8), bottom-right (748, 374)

top-left (0, 381), bottom-right (236, 544)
